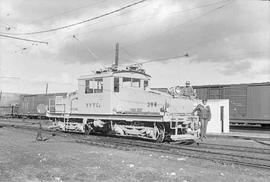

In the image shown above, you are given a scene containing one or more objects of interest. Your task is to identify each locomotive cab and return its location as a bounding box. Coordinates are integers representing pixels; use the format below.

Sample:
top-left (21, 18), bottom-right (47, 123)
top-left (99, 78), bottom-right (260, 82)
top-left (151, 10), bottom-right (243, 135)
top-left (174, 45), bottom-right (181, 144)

top-left (77, 65), bottom-right (151, 115)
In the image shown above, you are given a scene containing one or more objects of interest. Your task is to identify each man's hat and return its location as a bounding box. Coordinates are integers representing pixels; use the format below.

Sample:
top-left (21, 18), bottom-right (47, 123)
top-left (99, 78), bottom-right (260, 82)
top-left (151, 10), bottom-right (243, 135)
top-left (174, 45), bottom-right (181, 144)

top-left (185, 81), bottom-right (190, 85)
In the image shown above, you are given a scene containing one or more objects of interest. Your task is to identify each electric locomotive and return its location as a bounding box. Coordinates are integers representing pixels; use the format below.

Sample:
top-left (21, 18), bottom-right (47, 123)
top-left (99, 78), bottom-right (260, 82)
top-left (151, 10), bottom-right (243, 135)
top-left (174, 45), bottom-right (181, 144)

top-left (47, 62), bottom-right (200, 142)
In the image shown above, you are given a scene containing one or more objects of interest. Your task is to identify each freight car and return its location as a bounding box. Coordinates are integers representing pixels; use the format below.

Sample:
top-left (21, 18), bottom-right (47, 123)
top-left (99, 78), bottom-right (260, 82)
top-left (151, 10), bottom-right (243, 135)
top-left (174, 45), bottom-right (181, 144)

top-left (19, 93), bottom-right (67, 118)
top-left (0, 92), bottom-right (20, 118)
top-left (47, 62), bottom-right (201, 143)
top-left (0, 105), bottom-right (19, 117)
top-left (193, 82), bottom-right (270, 128)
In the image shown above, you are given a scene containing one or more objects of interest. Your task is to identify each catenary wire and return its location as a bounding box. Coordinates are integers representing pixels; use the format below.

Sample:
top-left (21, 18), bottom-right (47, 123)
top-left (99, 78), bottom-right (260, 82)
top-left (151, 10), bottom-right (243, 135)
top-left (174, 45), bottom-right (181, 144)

top-left (0, 0), bottom-right (108, 34)
top-left (101, 0), bottom-right (233, 62)
top-left (0, 0), bottom-right (149, 35)
top-left (75, 0), bottom-right (229, 37)
top-left (0, 0), bottom-right (152, 45)
top-left (0, 0), bottom-right (228, 47)
top-left (72, 35), bottom-right (99, 60)
top-left (119, 46), bottom-right (137, 61)
top-left (73, 0), bottom-right (153, 33)
top-left (70, 0), bottom-right (232, 63)
top-left (124, 0), bottom-right (233, 48)
top-left (25, 0), bottom-right (109, 25)
top-left (0, 34), bottom-right (48, 44)
top-left (70, 0), bottom-right (232, 58)
top-left (126, 54), bottom-right (190, 66)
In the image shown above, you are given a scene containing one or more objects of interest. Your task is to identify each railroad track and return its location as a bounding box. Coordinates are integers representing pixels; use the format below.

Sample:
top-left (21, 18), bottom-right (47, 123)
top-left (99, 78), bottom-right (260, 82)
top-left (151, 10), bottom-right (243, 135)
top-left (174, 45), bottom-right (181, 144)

top-left (182, 142), bottom-right (270, 155)
top-left (230, 125), bottom-right (270, 135)
top-left (76, 135), bottom-right (270, 170)
top-left (0, 120), bottom-right (270, 170)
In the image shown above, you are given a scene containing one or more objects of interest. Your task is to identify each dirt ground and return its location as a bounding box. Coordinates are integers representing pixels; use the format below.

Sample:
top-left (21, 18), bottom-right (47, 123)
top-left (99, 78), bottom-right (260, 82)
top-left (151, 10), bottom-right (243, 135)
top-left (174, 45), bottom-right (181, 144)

top-left (0, 127), bottom-right (269, 182)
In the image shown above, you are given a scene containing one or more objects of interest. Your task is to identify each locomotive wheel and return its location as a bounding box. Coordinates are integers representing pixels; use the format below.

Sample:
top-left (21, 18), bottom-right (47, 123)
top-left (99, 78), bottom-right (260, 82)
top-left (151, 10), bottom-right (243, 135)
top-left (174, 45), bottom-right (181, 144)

top-left (155, 123), bottom-right (165, 143)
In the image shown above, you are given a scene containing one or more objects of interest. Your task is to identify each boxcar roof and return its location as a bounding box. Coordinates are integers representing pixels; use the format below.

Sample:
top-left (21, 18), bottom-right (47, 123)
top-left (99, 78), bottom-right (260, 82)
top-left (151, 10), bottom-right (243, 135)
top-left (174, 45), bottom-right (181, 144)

top-left (151, 82), bottom-right (270, 92)
top-left (193, 82), bottom-right (270, 89)
top-left (20, 93), bottom-right (67, 97)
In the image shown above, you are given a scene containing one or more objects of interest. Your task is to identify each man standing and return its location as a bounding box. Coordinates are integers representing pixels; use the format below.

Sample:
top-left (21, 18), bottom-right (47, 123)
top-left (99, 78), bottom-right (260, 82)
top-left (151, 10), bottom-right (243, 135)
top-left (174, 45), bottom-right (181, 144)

top-left (192, 99), bottom-right (211, 140)
top-left (36, 121), bottom-right (43, 141)
top-left (182, 81), bottom-right (196, 98)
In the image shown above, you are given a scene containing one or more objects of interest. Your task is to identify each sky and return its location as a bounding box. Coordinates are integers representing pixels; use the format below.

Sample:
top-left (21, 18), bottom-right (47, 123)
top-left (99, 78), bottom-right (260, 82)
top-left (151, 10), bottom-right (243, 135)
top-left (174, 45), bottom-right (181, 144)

top-left (0, 0), bottom-right (269, 94)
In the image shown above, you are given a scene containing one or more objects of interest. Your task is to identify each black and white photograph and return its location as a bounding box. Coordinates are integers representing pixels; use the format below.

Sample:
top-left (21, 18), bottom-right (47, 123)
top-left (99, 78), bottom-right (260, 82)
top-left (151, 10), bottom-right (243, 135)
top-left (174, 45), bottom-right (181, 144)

top-left (0, 0), bottom-right (269, 181)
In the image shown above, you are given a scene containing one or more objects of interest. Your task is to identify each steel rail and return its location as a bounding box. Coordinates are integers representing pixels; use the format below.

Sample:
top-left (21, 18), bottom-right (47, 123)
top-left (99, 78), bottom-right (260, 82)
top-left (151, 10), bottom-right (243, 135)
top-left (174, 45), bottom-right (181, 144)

top-left (180, 142), bottom-right (270, 155)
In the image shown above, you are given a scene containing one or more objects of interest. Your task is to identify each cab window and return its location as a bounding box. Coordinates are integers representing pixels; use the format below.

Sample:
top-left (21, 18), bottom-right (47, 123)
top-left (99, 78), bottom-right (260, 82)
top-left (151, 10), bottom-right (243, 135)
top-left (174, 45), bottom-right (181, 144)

top-left (144, 80), bottom-right (148, 89)
top-left (131, 78), bottom-right (140, 88)
top-left (114, 77), bottom-right (119, 92)
top-left (123, 77), bottom-right (131, 87)
top-left (85, 78), bottom-right (103, 93)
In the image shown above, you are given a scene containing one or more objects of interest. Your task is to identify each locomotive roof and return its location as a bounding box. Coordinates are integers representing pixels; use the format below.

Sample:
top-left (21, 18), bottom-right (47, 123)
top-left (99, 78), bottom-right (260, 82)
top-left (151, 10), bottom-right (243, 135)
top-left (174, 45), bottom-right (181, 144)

top-left (79, 69), bottom-right (151, 80)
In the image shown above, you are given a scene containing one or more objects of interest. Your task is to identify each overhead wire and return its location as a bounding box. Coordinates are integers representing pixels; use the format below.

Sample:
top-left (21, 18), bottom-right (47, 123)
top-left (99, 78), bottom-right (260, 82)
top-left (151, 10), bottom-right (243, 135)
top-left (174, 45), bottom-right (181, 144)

top-left (0, 0), bottom-right (144, 57)
top-left (72, 35), bottom-right (99, 60)
top-left (0, 0), bottom-right (109, 36)
top-left (0, 0), bottom-right (149, 59)
top-left (107, 0), bottom-right (233, 63)
top-left (25, 0), bottom-right (109, 25)
top-left (0, 33), bottom-right (48, 44)
top-left (0, 76), bottom-right (20, 79)
top-left (0, 0), bottom-right (149, 35)
top-left (189, 51), bottom-right (269, 62)
top-left (68, 0), bottom-right (233, 60)
top-left (70, 0), bottom-right (234, 69)
top-left (0, 0), bottom-right (230, 49)
top-left (72, 0), bottom-right (152, 32)
top-left (2, 0), bottom-right (259, 64)
top-left (127, 54), bottom-right (190, 66)
top-left (75, 0), bottom-right (230, 37)
top-left (71, 0), bottom-right (232, 64)
top-left (124, 0), bottom-right (233, 48)
top-left (119, 46), bottom-right (137, 61)
top-left (0, 0), bottom-right (150, 47)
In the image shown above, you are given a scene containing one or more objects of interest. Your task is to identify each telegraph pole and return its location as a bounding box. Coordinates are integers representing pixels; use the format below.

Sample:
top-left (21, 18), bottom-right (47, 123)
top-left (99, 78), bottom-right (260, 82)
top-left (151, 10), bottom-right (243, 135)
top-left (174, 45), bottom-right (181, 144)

top-left (0, 90), bottom-right (2, 105)
top-left (115, 43), bottom-right (119, 66)
top-left (45, 83), bottom-right (48, 94)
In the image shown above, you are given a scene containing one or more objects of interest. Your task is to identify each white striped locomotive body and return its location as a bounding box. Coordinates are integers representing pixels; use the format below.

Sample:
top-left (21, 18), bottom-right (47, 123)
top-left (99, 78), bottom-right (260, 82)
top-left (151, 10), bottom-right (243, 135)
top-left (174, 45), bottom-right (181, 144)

top-left (47, 65), bottom-right (200, 142)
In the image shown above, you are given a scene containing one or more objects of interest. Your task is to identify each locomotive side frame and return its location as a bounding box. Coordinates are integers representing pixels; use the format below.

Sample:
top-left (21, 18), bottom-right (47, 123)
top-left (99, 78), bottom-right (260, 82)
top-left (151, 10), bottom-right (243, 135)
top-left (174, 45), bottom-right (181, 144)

top-left (48, 113), bottom-right (200, 143)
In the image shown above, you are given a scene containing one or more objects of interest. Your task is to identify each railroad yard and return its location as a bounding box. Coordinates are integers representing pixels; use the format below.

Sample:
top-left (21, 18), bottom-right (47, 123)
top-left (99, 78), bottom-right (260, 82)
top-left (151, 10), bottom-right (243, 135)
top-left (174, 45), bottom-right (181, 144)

top-left (1, 0), bottom-right (270, 182)
top-left (0, 118), bottom-right (269, 182)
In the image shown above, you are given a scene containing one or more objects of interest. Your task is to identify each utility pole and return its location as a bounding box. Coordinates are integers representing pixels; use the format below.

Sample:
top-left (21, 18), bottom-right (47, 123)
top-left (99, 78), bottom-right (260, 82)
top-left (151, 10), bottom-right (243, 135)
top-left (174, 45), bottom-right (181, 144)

top-left (45, 83), bottom-right (48, 94)
top-left (0, 90), bottom-right (2, 105)
top-left (115, 43), bottom-right (119, 66)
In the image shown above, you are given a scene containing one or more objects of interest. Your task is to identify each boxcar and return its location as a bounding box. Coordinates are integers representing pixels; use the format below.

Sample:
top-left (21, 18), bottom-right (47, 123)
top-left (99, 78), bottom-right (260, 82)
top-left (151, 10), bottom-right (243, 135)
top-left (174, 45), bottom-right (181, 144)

top-left (193, 82), bottom-right (270, 127)
top-left (0, 92), bottom-right (20, 118)
top-left (19, 93), bottom-right (67, 118)
top-left (0, 105), bottom-right (19, 117)
top-left (0, 92), bottom-right (20, 106)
